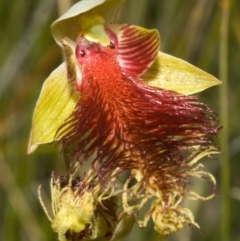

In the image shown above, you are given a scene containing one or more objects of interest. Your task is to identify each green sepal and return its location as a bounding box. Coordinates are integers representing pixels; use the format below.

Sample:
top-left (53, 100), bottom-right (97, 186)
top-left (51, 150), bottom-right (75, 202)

top-left (51, 0), bottom-right (123, 46)
top-left (142, 52), bottom-right (222, 95)
top-left (28, 63), bottom-right (79, 154)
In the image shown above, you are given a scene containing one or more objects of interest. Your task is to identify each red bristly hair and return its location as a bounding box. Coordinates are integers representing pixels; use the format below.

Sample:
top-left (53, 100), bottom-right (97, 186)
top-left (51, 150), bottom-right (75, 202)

top-left (57, 36), bottom-right (219, 193)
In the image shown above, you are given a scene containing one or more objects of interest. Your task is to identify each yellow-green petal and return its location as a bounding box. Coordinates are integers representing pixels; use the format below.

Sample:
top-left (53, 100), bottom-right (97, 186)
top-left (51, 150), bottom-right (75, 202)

top-left (28, 63), bottom-right (79, 154)
top-left (51, 0), bottom-right (123, 46)
top-left (142, 52), bottom-right (222, 95)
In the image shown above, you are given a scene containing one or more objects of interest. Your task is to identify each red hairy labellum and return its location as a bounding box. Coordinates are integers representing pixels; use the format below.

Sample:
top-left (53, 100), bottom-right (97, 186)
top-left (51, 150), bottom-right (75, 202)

top-left (58, 28), bottom-right (219, 190)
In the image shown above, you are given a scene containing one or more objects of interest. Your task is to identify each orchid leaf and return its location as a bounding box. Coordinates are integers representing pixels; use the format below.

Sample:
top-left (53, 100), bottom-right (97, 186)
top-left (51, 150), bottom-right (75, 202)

top-left (51, 0), bottom-right (123, 46)
top-left (28, 63), bottom-right (79, 154)
top-left (142, 52), bottom-right (222, 95)
top-left (110, 24), bottom-right (160, 76)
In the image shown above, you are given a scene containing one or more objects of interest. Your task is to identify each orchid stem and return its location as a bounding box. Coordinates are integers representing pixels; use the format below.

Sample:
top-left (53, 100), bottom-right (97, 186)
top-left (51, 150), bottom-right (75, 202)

top-left (219, 0), bottom-right (230, 240)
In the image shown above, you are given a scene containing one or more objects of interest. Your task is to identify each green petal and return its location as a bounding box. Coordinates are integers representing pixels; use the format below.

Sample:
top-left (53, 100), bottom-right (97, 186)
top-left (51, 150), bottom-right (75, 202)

top-left (28, 63), bottom-right (79, 154)
top-left (109, 24), bottom-right (160, 76)
top-left (51, 0), bottom-right (123, 46)
top-left (61, 37), bottom-right (78, 88)
top-left (142, 52), bottom-right (222, 95)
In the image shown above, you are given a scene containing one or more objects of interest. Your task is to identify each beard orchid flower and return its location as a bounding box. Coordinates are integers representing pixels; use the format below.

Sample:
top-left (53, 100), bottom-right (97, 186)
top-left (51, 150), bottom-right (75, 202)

top-left (29, 0), bottom-right (221, 239)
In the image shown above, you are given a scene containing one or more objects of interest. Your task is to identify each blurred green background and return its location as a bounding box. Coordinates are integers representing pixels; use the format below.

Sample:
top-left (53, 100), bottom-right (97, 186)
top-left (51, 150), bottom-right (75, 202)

top-left (0, 0), bottom-right (239, 240)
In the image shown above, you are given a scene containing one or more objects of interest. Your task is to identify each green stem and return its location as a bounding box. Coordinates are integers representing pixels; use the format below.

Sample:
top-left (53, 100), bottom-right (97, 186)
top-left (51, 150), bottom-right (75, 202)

top-left (219, 0), bottom-right (230, 240)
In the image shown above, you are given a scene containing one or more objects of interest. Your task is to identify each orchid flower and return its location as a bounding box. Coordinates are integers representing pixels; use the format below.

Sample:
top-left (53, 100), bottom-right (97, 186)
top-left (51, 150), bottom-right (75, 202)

top-left (28, 0), bottom-right (221, 153)
top-left (28, 0), bottom-right (221, 239)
